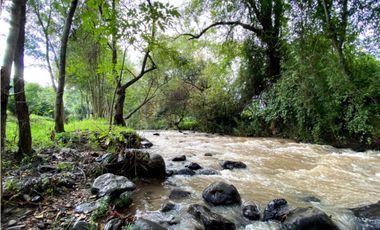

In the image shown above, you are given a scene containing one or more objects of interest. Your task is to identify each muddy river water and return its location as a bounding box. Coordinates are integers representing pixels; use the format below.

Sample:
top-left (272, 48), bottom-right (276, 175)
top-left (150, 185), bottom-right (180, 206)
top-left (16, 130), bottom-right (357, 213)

top-left (132, 130), bottom-right (380, 229)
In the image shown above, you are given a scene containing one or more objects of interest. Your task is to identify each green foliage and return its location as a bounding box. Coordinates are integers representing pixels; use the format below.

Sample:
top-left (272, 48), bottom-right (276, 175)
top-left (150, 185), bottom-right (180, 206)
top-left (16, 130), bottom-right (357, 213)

top-left (112, 191), bottom-right (132, 210)
top-left (57, 162), bottom-right (74, 172)
top-left (122, 224), bottom-right (136, 230)
top-left (4, 178), bottom-right (20, 192)
top-left (90, 196), bottom-right (110, 221)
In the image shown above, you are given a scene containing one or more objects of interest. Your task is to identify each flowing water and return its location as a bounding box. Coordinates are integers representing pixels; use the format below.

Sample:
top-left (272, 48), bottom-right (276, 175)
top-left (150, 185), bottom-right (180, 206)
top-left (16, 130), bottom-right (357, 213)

top-left (132, 130), bottom-right (380, 229)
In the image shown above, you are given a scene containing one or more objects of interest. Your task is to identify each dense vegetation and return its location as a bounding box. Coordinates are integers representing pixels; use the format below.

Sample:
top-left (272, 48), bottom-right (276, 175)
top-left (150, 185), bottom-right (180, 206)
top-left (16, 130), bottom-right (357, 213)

top-left (1, 0), bottom-right (380, 157)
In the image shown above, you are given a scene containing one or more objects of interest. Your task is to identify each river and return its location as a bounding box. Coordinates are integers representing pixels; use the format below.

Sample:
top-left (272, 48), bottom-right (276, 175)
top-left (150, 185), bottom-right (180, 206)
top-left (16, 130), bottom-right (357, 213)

top-left (131, 130), bottom-right (380, 229)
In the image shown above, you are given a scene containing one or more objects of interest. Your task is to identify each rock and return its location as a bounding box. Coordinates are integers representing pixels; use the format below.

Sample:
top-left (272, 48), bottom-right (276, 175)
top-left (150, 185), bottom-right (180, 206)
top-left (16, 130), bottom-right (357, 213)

top-left (202, 182), bottom-right (241, 206)
top-left (74, 202), bottom-right (98, 214)
top-left (186, 162), bottom-right (202, 170)
top-left (38, 165), bottom-right (57, 173)
top-left (172, 155), bottom-right (186, 161)
top-left (72, 220), bottom-right (94, 230)
top-left (301, 196), bottom-right (321, 203)
top-left (173, 168), bottom-right (195, 176)
top-left (161, 202), bottom-right (176, 212)
top-left (169, 189), bottom-right (191, 200)
top-left (153, 133), bottom-right (160, 136)
top-left (188, 204), bottom-right (236, 230)
top-left (350, 201), bottom-right (380, 230)
top-left (31, 195), bottom-right (43, 202)
top-left (141, 138), bottom-right (153, 148)
top-left (7, 225), bottom-right (26, 230)
top-left (91, 173), bottom-right (135, 197)
top-left (134, 218), bottom-right (167, 230)
top-left (104, 218), bottom-right (124, 230)
top-left (146, 154), bottom-right (166, 178)
top-left (242, 204), bottom-right (260, 220)
top-left (37, 222), bottom-right (45, 229)
top-left (23, 194), bottom-right (31, 201)
top-left (283, 207), bottom-right (339, 230)
top-left (198, 169), bottom-right (220, 175)
top-left (263, 198), bottom-right (289, 221)
top-left (220, 161), bottom-right (247, 170)
top-left (57, 177), bottom-right (76, 188)
top-left (8, 219), bottom-right (17, 226)
top-left (204, 153), bottom-right (213, 156)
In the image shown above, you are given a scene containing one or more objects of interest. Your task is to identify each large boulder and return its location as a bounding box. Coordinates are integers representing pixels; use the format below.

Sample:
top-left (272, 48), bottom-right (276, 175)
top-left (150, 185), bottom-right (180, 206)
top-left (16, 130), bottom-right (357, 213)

top-left (220, 161), bottom-right (247, 170)
top-left (188, 204), bottom-right (236, 230)
top-left (91, 173), bottom-right (135, 197)
top-left (283, 207), bottom-right (339, 230)
top-left (263, 198), bottom-right (289, 221)
top-left (146, 154), bottom-right (166, 179)
top-left (134, 218), bottom-right (167, 230)
top-left (242, 203), bottom-right (260, 220)
top-left (202, 182), bottom-right (241, 206)
top-left (350, 201), bottom-right (380, 230)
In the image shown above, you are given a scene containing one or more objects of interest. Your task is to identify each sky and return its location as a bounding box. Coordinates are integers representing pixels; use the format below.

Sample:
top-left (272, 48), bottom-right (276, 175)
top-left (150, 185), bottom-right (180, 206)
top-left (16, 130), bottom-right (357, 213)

top-left (0, 0), bottom-right (188, 87)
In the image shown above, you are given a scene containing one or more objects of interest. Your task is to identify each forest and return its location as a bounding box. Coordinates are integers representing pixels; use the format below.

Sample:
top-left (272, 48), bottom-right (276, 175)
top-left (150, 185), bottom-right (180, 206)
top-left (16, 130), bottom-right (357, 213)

top-left (1, 0), bottom-right (380, 229)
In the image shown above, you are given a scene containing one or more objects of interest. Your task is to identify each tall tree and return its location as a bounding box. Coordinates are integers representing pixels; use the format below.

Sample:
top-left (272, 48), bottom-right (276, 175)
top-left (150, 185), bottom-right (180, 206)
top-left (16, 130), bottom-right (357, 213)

top-left (54, 0), bottom-right (78, 132)
top-left (1, 0), bottom-right (24, 150)
top-left (13, 0), bottom-right (32, 156)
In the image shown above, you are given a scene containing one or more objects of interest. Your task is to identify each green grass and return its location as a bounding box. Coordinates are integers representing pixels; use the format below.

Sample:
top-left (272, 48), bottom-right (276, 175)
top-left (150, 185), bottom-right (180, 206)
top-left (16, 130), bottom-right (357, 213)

top-left (5, 114), bottom-right (134, 150)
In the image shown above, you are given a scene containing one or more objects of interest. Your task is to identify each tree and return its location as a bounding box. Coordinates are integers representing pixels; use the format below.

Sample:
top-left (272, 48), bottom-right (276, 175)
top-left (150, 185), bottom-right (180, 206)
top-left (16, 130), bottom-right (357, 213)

top-left (1, 0), bottom-right (25, 151)
top-left (13, 0), bottom-right (32, 155)
top-left (54, 0), bottom-right (78, 132)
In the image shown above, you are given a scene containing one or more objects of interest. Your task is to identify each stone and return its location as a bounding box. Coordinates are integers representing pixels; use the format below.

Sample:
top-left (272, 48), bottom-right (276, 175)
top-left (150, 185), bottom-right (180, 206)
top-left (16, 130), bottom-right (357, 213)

top-left (7, 225), bottom-right (26, 230)
top-left (188, 204), bottom-right (236, 230)
top-left (8, 219), bottom-right (17, 226)
top-left (141, 138), bottom-right (153, 148)
top-left (204, 153), bottom-right (213, 156)
top-left (283, 207), bottom-right (339, 230)
top-left (169, 189), bottom-right (191, 200)
top-left (301, 196), bottom-right (321, 203)
top-left (38, 165), bottom-right (57, 173)
top-left (31, 195), bottom-right (43, 202)
top-left (153, 133), bottom-right (160, 136)
top-left (173, 168), bottom-right (195, 176)
top-left (91, 173), bottom-right (135, 197)
top-left (186, 162), bottom-right (202, 170)
top-left (202, 182), bottom-right (241, 206)
top-left (263, 198), bottom-right (289, 221)
top-left (37, 222), bottom-right (45, 229)
top-left (134, 218), bottom-right (167, 230)
top-left (350, 201), bottom-right (380, 230)
top-left (198, 169), bottom-right (220, 175)
top-left (220, 161), bottom-right (247, 170)
top-left (146, 154), bottom-right (166, 178)
top-left (242, 204), bottom-right (260, 220)
top-left (161, 202), bottom-right (176, 212)
top-left (74, 202), bottom-right (98, 214)
top-left (104, 218), bottom-right (124, 230)
top-left (72, 220), bottom-right (94, 230)
top-left (172, 155), bottom-right (186, 161)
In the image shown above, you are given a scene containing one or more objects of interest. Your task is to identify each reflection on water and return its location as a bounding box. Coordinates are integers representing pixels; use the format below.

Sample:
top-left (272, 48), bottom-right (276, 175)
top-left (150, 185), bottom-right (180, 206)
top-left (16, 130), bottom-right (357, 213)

top-left (131, 130), bottom-right (380, 229)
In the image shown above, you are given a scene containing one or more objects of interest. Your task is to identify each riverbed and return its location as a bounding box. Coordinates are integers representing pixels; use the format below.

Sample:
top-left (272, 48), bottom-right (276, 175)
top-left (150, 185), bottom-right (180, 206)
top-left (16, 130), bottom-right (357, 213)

top-left (132, 130), bottom-right (380, 229)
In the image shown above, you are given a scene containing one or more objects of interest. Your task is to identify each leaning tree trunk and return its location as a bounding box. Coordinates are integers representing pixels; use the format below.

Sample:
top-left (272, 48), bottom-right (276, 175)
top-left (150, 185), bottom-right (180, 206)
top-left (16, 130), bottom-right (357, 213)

top-left (54, 0), bottom-right (78, 133)
top-left (1, 0), bottom-right (24, 151)
top-left (113, 87), bottom-right (126, 126)
top-left (13, 0), bottom-right (32, 156)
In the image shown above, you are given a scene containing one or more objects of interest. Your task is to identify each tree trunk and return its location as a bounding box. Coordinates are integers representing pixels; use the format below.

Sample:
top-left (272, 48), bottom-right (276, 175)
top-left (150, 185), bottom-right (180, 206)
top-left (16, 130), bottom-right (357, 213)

top-left (13, 0), bottom-right (32, 156)
top-left (54, 0), bottom-right (78, 133)
top-left (1, 0), bottom-right (24, 151)
top-left (113, 87), bottom-right (126, 126)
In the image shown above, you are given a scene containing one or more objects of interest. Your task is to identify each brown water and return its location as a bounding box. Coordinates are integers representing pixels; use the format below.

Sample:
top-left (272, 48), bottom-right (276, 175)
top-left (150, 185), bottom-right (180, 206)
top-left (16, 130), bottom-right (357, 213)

top-left (132, 130), bottom-right (380, 229)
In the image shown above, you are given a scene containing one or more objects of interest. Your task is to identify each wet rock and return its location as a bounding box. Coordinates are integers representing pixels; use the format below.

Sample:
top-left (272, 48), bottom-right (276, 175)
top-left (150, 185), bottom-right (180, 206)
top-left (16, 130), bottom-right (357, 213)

top-left (134, 218), bottom-right (167, 230)
top-left (186, 162), bottom-right (202, 170)
top-left (91, 173), bottom-right (135, 197)
top-left (301, 196), bottom-right (321, 203)
top-left (242, 204), bottom-right (260, 220)
top-left (173, 168), bottom-right (195, 176)
top-left (263, 198), bottom-right (289, 221)
top-left (153, 133), bottom-right (160, 136)
top-left (161, 202), bottom-right (176, 212)
top-left (8, 219), bottom-right (17, 226)
top-left (38, 165), bottom-right (57, 173)
top-left (198, 169), bottom-right (220, 175)
top-left (57, 177), bottom-right (76, 188)
top-left (104, 218), bottom-right (124, 230)
top-left (37, 222), bottom-right (45, 229)
top-left (74, 202), bottom-right (98, 214)
top-left (188, 204), bottom-right (236, 230)
top-left (7, 225), bottom-right (26, 230)
top-left (172, 155), bottom-right (186, 161)
top-left (146, 154), bottom-right (166, 178)
top-left (220, 160), bottom-right (247, 170)
top-left (202, 182), bottom-right (241, 206)
top-left (141, 138), bottom-right (153, 148)
top-left (169, 189), bottom-right (191, 200)
top-left (72, 220), bottom-right (94, 230)
top-left (95, 153), bottom-right (112, 162)
top-left (283, 207), bottom-right (339, 230)
top-left (204, 153), bottom-right (213, 157)
top-left (350, 201), bottom-right (380, 230)
top-left (31, 195), bottom-right (43, 202)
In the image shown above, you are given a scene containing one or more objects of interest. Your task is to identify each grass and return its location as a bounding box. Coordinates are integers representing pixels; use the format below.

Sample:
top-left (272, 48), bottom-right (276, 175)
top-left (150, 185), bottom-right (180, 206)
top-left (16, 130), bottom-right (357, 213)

top-left (5, 114), bottom-right (134, 150)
